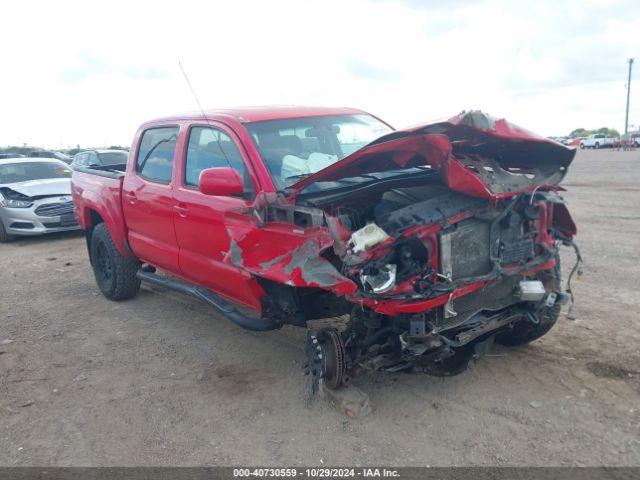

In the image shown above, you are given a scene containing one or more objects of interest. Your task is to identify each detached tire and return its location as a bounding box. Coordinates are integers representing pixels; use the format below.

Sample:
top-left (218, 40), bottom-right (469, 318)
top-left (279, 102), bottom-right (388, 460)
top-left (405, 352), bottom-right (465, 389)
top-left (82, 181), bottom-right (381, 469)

top-left (0, 222), bottom-right (16, 243)
top-left (90, 223), bottom-right (140, 300)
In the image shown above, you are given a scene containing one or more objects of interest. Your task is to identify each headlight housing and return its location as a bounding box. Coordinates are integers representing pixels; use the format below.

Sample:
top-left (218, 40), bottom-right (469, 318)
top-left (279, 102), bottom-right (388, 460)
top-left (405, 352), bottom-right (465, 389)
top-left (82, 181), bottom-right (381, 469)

top-left (1, 198), bottom-right (33, 208)
top-left (360, 264), bottom-right (397, 294)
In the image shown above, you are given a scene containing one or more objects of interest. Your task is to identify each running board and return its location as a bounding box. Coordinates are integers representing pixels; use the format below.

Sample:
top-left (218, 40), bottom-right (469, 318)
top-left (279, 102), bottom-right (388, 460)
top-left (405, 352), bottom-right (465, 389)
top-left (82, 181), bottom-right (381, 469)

top-left (136, 270), bottom-right (281, 331)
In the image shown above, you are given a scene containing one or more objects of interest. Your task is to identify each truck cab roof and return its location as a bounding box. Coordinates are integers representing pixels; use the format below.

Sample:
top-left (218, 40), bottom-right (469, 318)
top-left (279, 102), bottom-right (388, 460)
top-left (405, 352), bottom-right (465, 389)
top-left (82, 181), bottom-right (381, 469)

top-left (144, 105), bottom-right (372, 126)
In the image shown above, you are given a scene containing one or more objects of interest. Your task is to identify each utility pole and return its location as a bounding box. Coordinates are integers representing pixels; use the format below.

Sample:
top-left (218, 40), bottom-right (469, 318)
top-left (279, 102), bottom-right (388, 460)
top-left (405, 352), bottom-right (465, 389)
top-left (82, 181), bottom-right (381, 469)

top-left (624, 58), bottom-right (634, 135)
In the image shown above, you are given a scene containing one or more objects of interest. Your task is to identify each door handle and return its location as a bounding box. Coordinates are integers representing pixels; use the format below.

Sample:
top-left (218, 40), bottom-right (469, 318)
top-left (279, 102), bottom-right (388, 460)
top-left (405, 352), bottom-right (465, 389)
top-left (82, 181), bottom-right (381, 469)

top-left (173, 204), bottom-right (188, 218)
top-left (124, 191), bottom-right (137, 204)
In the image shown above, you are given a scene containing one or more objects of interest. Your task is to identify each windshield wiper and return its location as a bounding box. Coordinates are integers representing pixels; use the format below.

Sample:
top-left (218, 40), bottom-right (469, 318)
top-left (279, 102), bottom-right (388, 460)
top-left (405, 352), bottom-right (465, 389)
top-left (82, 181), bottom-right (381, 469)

top-left (334, 173), bottom-right (379, 182)
top-left (284, 173), bottom-right (314, 181)
top-left (286, 172), bottom-right (381, 183)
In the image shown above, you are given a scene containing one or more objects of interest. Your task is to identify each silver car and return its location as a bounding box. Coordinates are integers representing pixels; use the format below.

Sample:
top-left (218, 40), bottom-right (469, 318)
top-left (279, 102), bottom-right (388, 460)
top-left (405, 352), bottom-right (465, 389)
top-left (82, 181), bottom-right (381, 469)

top-left (0, 158), bottom-right (80, 242)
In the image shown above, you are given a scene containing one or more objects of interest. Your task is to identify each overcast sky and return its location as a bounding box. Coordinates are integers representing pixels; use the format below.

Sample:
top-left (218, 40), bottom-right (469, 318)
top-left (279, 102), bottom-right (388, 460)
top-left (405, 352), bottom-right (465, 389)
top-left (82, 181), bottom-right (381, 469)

top-left (2, 0), bottom-right (638, 148)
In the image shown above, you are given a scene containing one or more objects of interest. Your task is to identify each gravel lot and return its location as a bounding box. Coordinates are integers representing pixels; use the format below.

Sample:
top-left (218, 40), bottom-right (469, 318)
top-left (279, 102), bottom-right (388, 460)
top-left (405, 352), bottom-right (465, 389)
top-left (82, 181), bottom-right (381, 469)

top-left (1, 149), bottom-right (639, 466)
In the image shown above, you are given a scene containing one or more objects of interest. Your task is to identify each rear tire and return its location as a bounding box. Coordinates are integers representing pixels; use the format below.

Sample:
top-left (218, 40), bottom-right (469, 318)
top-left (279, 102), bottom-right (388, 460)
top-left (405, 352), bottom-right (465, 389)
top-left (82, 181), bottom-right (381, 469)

top-left (0, 221), bottom-right (15, 243)
top-left (90, 223), bottom-right (140, 300)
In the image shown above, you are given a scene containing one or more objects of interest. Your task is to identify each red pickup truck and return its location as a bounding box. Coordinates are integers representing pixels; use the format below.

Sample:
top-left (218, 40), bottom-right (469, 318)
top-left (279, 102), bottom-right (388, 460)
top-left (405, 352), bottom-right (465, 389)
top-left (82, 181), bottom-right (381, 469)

top-left (72, 106), bottom-right (579, 391)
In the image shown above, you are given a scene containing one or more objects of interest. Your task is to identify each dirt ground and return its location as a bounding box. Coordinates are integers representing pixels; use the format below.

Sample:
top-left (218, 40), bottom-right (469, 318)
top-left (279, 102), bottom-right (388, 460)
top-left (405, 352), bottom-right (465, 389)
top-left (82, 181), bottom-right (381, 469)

top-left (1, 149), bottom-right (639, 466)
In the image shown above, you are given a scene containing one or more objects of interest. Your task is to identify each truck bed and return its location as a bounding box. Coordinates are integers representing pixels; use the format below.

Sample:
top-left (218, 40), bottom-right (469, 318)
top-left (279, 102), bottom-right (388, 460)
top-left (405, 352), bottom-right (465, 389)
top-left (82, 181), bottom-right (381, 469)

top-left (71, 163), bottom-right (130, 256)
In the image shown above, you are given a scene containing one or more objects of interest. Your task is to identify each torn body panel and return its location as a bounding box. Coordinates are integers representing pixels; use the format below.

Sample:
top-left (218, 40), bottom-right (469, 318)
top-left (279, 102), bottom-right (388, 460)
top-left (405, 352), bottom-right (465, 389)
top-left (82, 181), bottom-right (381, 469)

top-left (223, 209), bottom-right (356, 295)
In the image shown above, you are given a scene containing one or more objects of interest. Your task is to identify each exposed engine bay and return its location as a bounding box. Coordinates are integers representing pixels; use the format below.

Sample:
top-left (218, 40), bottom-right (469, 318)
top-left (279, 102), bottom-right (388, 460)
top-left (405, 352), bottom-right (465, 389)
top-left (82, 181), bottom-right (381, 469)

top-left (223, 111), bottom-right (581, 391)
top-left (295, 182), bottom-right (579, 390)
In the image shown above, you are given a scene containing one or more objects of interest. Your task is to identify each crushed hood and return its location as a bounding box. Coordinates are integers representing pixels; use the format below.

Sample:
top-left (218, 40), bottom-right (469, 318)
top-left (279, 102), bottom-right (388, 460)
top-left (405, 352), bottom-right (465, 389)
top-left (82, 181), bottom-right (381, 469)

top-left (289, 111), bottom-right (576, 199)
top-left (0, 178), bottom-right (72, 198)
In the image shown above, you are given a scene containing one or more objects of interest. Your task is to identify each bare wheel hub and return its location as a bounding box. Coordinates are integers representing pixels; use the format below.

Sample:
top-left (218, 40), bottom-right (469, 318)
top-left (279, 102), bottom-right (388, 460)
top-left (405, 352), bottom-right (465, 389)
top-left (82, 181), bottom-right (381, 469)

top-left (304, 328), bottom-right (346, 393)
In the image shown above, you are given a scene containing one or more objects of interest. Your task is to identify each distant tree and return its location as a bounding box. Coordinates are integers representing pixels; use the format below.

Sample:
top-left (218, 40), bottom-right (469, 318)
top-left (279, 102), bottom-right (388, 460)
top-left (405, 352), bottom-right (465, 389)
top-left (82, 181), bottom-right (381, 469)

top-left (568, 127), bottom-right (620, 138)
top-left (596, 127), bottom-right (620, 137)
top-left (569, 128), bottom-right (589, 138)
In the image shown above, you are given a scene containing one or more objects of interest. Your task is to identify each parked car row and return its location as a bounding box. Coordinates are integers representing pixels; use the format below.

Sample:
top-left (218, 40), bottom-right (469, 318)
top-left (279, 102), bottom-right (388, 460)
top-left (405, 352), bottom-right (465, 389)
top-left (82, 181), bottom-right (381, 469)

top-left (0, 150), bottom-right (72, 163)
top-left (0, 148), bottom-right (130, 165)
top-left (579, 134), bottom-right (616, 149)
top-left (555, 134), bottom-right (640, 149)
top-left (0, 148), bottom-right (130, 241)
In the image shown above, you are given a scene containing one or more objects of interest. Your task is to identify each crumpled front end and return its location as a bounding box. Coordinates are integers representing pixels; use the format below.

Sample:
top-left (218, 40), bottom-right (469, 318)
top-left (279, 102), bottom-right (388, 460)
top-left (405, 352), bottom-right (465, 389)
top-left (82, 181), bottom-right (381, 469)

top-left (224, 112), bottom-right (579, 386)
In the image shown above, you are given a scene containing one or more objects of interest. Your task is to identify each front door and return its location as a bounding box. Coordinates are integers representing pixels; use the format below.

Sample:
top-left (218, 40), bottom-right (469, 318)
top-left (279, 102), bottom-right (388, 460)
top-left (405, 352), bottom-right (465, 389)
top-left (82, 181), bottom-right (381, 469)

top-left (172, 123), bottom-right (263, 309)
top-left (122, 126), bottom-right (180, 274)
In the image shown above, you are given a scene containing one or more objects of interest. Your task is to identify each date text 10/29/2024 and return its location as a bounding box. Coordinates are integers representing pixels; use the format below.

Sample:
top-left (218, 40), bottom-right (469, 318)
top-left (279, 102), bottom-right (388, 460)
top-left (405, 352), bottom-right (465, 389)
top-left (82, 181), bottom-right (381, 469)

top-left (233, 468), bottom-right (400, 478)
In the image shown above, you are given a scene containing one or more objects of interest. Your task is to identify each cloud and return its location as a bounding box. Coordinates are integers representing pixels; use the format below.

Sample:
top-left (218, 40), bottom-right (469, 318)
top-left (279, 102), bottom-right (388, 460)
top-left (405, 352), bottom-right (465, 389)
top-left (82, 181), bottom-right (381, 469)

top-left (347, 59), bottom-right (401, 82)
top-left (375, 0), bottom-right (480, 10)
top-left (58, 53), bottom-right (108, 84)
top-left (121, 67), bottom-right (169, 81)
top-left (59, 53), bottom-right (169, 84)
top-left (0, 0), bottom-right (638, 147)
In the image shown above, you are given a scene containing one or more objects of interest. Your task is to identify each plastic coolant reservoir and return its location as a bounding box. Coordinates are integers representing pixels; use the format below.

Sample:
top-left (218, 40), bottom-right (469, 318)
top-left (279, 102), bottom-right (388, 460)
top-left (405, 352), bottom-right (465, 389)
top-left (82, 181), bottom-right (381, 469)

top-left (350, 223), bottom-right (390, 253)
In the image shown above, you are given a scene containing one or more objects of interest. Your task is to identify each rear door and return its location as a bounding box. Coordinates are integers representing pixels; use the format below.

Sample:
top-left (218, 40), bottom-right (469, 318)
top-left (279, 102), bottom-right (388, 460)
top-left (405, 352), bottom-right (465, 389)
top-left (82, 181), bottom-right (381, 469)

top-left (122, 126), bottom-right (180, 273)
top-left (172, 122), bottom-right (263, 309)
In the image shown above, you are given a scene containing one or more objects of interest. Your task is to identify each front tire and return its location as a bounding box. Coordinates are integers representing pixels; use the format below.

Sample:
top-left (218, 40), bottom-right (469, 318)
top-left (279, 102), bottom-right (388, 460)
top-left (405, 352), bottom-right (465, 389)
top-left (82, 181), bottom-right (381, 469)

top-left (495, 302), bottom-right (561, 347)
top-left (496, 264), bottom-right (562, 346)
top-left (0, 221), bottom-right (15, 243)
top-left (90, 223), bottom-right (140, 300)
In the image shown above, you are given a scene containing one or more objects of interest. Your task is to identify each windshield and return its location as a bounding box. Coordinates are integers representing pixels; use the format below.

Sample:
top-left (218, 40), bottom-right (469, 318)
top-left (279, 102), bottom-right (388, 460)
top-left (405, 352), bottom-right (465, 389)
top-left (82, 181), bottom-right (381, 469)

top-left (245, 114), bottom-right (392, 189)
top-left (0, 162), bottom-right (71, 184)
top-left (98, 151), bottom-right (128, 165)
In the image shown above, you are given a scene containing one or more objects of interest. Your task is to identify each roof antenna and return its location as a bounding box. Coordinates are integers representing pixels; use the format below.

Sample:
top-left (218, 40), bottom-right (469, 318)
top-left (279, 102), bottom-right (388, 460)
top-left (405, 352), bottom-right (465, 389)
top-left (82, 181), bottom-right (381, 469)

top-left (178, 60), bottom-right (231, 168)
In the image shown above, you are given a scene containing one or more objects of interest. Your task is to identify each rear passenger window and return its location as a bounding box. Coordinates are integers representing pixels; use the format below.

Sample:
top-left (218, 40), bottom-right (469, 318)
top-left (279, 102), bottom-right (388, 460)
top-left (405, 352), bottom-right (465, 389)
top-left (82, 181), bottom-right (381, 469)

top-left (136, 127), bottom-right (178, 184)
top-left (185, 126), bottom-right (254, 196)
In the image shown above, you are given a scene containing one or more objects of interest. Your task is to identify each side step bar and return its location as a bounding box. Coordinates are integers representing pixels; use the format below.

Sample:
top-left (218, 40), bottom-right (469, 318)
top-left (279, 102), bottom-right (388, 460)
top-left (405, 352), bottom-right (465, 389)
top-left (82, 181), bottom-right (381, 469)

top-left (136, 270), bottom-right (281, 332)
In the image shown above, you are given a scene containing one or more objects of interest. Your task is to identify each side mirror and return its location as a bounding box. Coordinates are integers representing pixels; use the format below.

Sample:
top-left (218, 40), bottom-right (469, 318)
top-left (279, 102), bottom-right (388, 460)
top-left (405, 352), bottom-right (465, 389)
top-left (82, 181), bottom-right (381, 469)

top-left (198, 167), bottom-right (244, 196)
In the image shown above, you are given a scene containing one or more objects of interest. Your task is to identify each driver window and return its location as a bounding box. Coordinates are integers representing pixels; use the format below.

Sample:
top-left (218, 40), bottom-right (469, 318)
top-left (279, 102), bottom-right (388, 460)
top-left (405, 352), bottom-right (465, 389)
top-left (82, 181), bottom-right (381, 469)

top-left (185, 126), bottom-right (254, 197)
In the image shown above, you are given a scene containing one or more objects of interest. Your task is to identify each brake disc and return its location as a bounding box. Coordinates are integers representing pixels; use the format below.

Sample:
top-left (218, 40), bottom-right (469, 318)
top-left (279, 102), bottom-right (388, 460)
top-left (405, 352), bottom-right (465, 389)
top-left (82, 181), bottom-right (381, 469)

top-left (304, 328), bottom-right (346, 394)
top-left (320, 329), bottom-right (346, 390)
